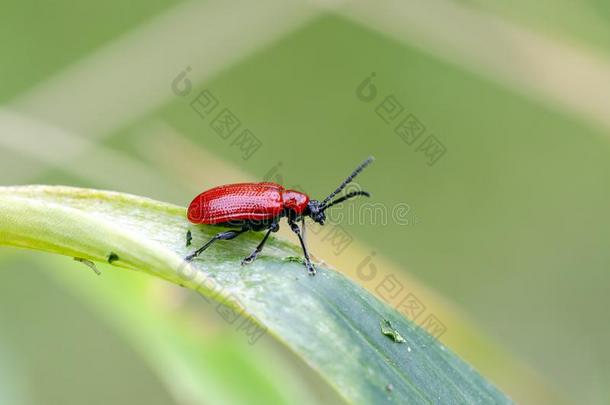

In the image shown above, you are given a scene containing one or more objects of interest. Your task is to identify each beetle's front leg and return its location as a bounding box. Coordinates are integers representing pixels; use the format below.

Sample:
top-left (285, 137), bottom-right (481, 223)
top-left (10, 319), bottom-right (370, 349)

top-left (288, 219), bottom-right (316, 276)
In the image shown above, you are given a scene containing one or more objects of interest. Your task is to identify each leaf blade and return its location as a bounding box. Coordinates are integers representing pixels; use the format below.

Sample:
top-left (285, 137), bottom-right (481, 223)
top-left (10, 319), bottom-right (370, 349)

top-left (0, 186), bottom-right (511, 404)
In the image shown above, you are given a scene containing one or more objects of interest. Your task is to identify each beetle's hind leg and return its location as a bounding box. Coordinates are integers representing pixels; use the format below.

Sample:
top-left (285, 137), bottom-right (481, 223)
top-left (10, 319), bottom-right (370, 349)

top-left (241, 221), bottom-right (279, 266)
top-left (185, 228), bottom-right (247, 262)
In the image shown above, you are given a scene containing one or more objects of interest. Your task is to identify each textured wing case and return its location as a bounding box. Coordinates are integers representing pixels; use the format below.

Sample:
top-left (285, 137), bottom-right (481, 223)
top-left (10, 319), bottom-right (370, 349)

top-left (187, 182), bottom-right (284, 224)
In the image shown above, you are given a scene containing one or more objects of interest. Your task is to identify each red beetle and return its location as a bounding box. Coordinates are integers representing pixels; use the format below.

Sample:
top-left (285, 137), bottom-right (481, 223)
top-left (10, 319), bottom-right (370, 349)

top-left (185, 157), bottom-right (373, 275)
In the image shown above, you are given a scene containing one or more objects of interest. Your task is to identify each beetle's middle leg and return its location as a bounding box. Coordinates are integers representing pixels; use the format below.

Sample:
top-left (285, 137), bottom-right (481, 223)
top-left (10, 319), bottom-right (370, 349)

top-left (241, 221), bottom-right (279, 266)
top-left (185, 228), bottom-right (247, 261)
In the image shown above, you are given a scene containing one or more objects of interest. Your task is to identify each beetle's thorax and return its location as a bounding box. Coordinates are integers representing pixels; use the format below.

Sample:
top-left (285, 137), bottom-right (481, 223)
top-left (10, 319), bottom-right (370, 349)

top-left (282, 189), bottom-right (309, 215)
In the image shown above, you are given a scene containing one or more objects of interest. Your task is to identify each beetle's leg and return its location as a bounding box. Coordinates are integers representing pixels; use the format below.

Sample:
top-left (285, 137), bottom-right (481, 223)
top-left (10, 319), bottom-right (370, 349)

top-left (241, 222), bottom-right (279, 265)
top-left (301, 217), bottom-right (306, 244)
top-left (288, 220), bottom-right (316, 276)
top-left (185, 229), bottom-right (247, 261)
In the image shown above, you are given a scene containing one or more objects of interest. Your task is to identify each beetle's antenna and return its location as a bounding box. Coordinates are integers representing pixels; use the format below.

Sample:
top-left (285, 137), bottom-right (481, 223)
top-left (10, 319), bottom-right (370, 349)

top-left (321, 156), bottom-right (374, 207)
top-left (321, 191), bottom-right (370, 211)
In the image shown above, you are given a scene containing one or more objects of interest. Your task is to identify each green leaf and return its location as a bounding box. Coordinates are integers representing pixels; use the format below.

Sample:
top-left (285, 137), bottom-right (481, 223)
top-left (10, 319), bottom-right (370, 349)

top-left (0, 185), bottom-right (511, 404)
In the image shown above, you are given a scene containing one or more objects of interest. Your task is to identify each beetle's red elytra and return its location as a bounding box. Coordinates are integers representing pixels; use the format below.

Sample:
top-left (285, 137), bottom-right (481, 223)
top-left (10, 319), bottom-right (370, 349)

top-left (187, 183), bottom-right (308, 224)
top-left (185, 157), bottom-right (374, 275)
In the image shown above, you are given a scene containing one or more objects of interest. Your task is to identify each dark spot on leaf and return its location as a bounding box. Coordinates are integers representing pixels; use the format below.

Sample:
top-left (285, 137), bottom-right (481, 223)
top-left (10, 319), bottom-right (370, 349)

top-left (107, 252), bottom-right (119, 264)
top-left (186, 230), bottom-right (192, 247)
top-left (73, 257), bottom-right (100, 275)
top-left (283, 256), bottom-right (303, 263)
top-left (380, 319), bottom-right (406, 343)
top-left (385, 383), bottom-right (394, 393)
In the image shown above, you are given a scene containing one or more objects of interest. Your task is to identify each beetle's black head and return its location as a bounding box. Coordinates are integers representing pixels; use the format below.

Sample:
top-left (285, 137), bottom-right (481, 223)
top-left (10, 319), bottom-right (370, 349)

top-left (306, 199), bottom-right (326, 225)
top-left (306, 157), bottom-right (374, 225)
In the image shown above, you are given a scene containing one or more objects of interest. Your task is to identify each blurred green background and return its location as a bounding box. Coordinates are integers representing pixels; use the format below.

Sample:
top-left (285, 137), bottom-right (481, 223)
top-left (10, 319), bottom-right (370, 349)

top-left (1, 1), bottom-right (609, 404)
